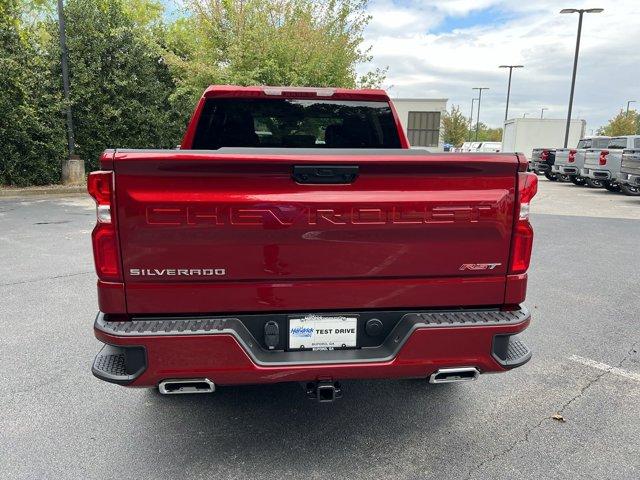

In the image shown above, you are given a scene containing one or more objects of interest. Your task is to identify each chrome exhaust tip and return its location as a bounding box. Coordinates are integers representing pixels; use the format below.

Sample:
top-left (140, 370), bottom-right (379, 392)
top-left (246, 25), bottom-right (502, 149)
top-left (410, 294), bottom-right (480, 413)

top-left (158, 378), bottom-right (215, 395)
top-left (429, 367), bottom-right (480, 384)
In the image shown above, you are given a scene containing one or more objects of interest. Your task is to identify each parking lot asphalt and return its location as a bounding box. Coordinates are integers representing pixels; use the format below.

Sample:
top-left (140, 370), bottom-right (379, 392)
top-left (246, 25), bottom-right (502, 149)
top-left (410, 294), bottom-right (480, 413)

top-left (1, 179), bottom-right (639, 480)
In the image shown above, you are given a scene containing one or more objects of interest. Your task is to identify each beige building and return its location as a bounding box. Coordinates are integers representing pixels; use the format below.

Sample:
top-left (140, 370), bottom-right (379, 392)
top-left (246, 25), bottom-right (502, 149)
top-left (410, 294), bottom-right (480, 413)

top-left (391, 98), bottom-right (448, 151)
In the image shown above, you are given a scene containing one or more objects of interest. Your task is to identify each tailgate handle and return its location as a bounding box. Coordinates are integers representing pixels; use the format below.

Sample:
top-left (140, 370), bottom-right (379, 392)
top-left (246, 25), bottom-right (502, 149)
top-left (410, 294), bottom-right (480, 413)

top-left (292, 165), bottom-right (359, 184)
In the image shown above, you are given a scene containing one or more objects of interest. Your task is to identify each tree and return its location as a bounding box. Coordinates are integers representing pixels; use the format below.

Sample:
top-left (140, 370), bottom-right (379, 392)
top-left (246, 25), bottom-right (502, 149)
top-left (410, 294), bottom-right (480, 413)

top-left (473, 123), bottom-right (503, 142)
top-left (0, 0), bottom-right (66, 186)
top-left (50, 0), bottom-right (186, 171)
top-left (1, 0), bottom-right (387, 185)
top-left (441, 105), bottom-right (468, 147)
top-left (164, 0), bottom-right (384, 108)
top-left (598, 109), bottom-right (638, 136)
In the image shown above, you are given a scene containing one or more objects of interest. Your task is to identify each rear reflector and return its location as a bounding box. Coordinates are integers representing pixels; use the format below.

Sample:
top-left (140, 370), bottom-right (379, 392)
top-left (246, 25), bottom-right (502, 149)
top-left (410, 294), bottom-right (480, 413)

top-left (509, 172), bottom-right (538, 274)
top-left (88, 171), bottom-right (122, 282)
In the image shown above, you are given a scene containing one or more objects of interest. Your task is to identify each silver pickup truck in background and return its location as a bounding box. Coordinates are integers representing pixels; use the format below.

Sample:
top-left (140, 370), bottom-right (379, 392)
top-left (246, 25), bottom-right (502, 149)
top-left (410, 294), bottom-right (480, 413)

top-left (619, 149), bottom-right (640, 195)
top-left (582, 135), bottom-right (640, 194)
top-left (553, 137), bottom-right (609, 186)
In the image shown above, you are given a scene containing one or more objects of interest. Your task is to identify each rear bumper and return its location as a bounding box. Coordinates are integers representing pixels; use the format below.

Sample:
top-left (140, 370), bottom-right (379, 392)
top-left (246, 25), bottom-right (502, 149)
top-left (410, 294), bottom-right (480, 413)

top-left (92, 307), bottom-right (532, 387)
top-left (553, 165), bottom-right (580, 175)
top-left (582, 167), bottom-right (612, 180)
top-left (619, 172), bottom-right (640, 186)
top-left (532, 162), bottom-right (551, 172)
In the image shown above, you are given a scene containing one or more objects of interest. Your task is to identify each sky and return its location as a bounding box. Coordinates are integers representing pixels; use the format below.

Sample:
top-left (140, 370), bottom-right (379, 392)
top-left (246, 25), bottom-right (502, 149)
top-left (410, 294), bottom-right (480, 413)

top-left (163, 0), bottom-right (638, 131)
top-left (361, 0), bottom-right (639, 130)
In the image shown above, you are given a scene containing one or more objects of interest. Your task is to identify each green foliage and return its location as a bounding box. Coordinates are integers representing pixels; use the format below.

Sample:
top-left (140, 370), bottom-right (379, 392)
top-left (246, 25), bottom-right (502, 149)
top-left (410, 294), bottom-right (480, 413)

top-left (598, 109), bottom-right (639, 137)
top-left (441, 105), bottom-right (468, 147)
top-left (56, 0), bottom-right (187, 171)
top-left (1, 0), bottom-right (383, 185)
top-left (165, 0), bottom-right (383, 108)
top-left (0, 0), bottom-right (66, 186)
top-left (474, 123), bottom-right (503, 142)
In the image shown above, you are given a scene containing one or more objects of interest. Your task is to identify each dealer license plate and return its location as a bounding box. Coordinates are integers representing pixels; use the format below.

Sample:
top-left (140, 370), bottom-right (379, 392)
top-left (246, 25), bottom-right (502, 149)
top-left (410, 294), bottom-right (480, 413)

top-left (289, 315), bottom-right (357, 350)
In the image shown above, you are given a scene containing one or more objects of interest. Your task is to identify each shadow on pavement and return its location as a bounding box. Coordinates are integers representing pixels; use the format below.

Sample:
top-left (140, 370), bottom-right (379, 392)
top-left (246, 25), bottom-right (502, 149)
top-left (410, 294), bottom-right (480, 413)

top-left (134, 379), bottom-right (461, 473)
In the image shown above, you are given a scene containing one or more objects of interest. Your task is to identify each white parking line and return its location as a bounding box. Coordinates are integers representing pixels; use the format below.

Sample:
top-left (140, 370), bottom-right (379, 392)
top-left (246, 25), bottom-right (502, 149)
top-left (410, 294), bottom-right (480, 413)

top-left (568, 354), bottom-right (640, 383)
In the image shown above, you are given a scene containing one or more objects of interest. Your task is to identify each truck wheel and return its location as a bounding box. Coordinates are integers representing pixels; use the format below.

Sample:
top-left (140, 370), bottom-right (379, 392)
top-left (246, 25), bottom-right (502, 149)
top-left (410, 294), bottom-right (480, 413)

top-left (544, 172), bottom-right (558, 181)
top-left (585, 178), bottom-right (603, 188)
top-left (603, 181), bottom-right (621, 193)
top-left (621, 184), bottom-right (640, 196)
top-left (570, 176), bottom-right (586, 186)
top-left (558, 174), bottom-right (571, 182)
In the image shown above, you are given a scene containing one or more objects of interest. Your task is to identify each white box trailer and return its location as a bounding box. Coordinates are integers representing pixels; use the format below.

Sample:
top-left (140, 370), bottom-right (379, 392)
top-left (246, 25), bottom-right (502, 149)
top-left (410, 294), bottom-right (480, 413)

top-left (502, 118), bottom-right (586, 160)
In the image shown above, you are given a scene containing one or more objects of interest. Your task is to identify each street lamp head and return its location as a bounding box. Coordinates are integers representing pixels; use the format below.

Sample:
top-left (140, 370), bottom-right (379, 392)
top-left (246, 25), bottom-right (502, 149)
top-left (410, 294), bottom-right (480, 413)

top-left (499, 65), bottom-right (524, 68)
top-left (560, 8), bottom-right (604, 14)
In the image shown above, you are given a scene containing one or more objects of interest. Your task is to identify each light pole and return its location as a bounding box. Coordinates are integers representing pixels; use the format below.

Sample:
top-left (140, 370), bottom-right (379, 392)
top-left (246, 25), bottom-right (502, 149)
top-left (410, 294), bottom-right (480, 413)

top-left (626, 100), bottom-right (636, 114)
top-left (468, 98), bottom-right (477, 141)
top-left (472, 87), bottom-right (489, 141)
top-left (499, 65), bottom-right (523, 123)
top-left (560, 7), bottom-right (604, 148)
top-left (56, 0), bottom-right (75, 157)
top-left (523, 113), bottom-right (528, 118)
top-left (540, 108), bottom-right (548, 119)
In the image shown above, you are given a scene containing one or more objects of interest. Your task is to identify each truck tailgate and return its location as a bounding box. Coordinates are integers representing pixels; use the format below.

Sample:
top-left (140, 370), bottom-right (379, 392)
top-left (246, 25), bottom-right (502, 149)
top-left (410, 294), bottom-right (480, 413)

top-left (111, 149), bottom-right (519, 313)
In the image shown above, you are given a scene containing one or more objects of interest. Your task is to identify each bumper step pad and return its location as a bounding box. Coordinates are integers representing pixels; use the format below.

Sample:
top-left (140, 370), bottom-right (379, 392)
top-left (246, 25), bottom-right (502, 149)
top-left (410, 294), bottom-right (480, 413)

top-left (492, 335), bottom-right (532, 368)
top-left (92, 344), bottom-right (146, 385)
top-left (96, 307), bottom-right (530, 337)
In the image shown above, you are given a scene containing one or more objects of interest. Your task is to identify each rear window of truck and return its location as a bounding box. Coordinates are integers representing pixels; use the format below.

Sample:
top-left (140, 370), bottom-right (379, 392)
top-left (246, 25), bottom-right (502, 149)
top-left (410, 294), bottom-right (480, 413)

top-left (192, 98), bottom-right (402, 149)
top-left (608, 137), bottom-right (628, 149)
top-left (577, 139), bottom-right (591, 149)
top-left (593, 138), bottom-right (610, 149)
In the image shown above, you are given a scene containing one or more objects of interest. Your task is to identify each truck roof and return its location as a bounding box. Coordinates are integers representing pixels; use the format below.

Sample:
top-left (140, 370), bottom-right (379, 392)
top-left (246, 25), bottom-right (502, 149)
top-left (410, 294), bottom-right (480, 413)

top-left (202, 85), bottom-right (391, 102)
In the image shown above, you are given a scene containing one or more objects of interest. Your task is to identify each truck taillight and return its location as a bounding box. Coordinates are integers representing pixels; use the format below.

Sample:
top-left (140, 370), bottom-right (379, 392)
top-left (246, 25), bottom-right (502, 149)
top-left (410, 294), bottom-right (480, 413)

top-left (599, 150), bottom-right (609, 165)
top-left (540, 150), bottom-right (548, 161)
top-left (509, 172), bottom-right (538, 274)
top-left (568, 150), bottom-right (576, 163)
top-left (88, 171), bottom-right (121, 282)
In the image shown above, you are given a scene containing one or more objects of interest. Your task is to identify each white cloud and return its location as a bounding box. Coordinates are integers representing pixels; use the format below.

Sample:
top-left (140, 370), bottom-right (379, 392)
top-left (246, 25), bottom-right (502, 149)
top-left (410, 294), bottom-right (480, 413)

top-left (363, 0), bottom-right (640, 131)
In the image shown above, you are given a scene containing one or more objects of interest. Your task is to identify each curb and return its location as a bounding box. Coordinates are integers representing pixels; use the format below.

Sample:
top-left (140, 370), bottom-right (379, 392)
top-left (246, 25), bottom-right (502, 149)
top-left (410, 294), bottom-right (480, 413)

top-left (0, 185), bottom-right (87, 198)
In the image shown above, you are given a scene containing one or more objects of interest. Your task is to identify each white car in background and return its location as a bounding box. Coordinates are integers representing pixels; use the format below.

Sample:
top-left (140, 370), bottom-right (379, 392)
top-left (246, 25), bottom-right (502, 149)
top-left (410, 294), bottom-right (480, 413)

top-left (477, 142), bottom-right (502, 152)
top-left (458, 142), bottom-right (502, 153)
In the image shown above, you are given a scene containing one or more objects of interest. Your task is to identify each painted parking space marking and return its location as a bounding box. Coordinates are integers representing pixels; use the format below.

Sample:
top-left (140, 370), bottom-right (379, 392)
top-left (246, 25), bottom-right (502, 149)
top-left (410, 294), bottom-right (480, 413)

top-left (568, 354), bottom-right (640, 383)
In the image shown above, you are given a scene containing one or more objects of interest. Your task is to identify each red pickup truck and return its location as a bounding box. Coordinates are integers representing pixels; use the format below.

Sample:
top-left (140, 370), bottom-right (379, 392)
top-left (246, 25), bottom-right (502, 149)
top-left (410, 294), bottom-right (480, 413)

top-left (89, 85), bottom-right (536, 402)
